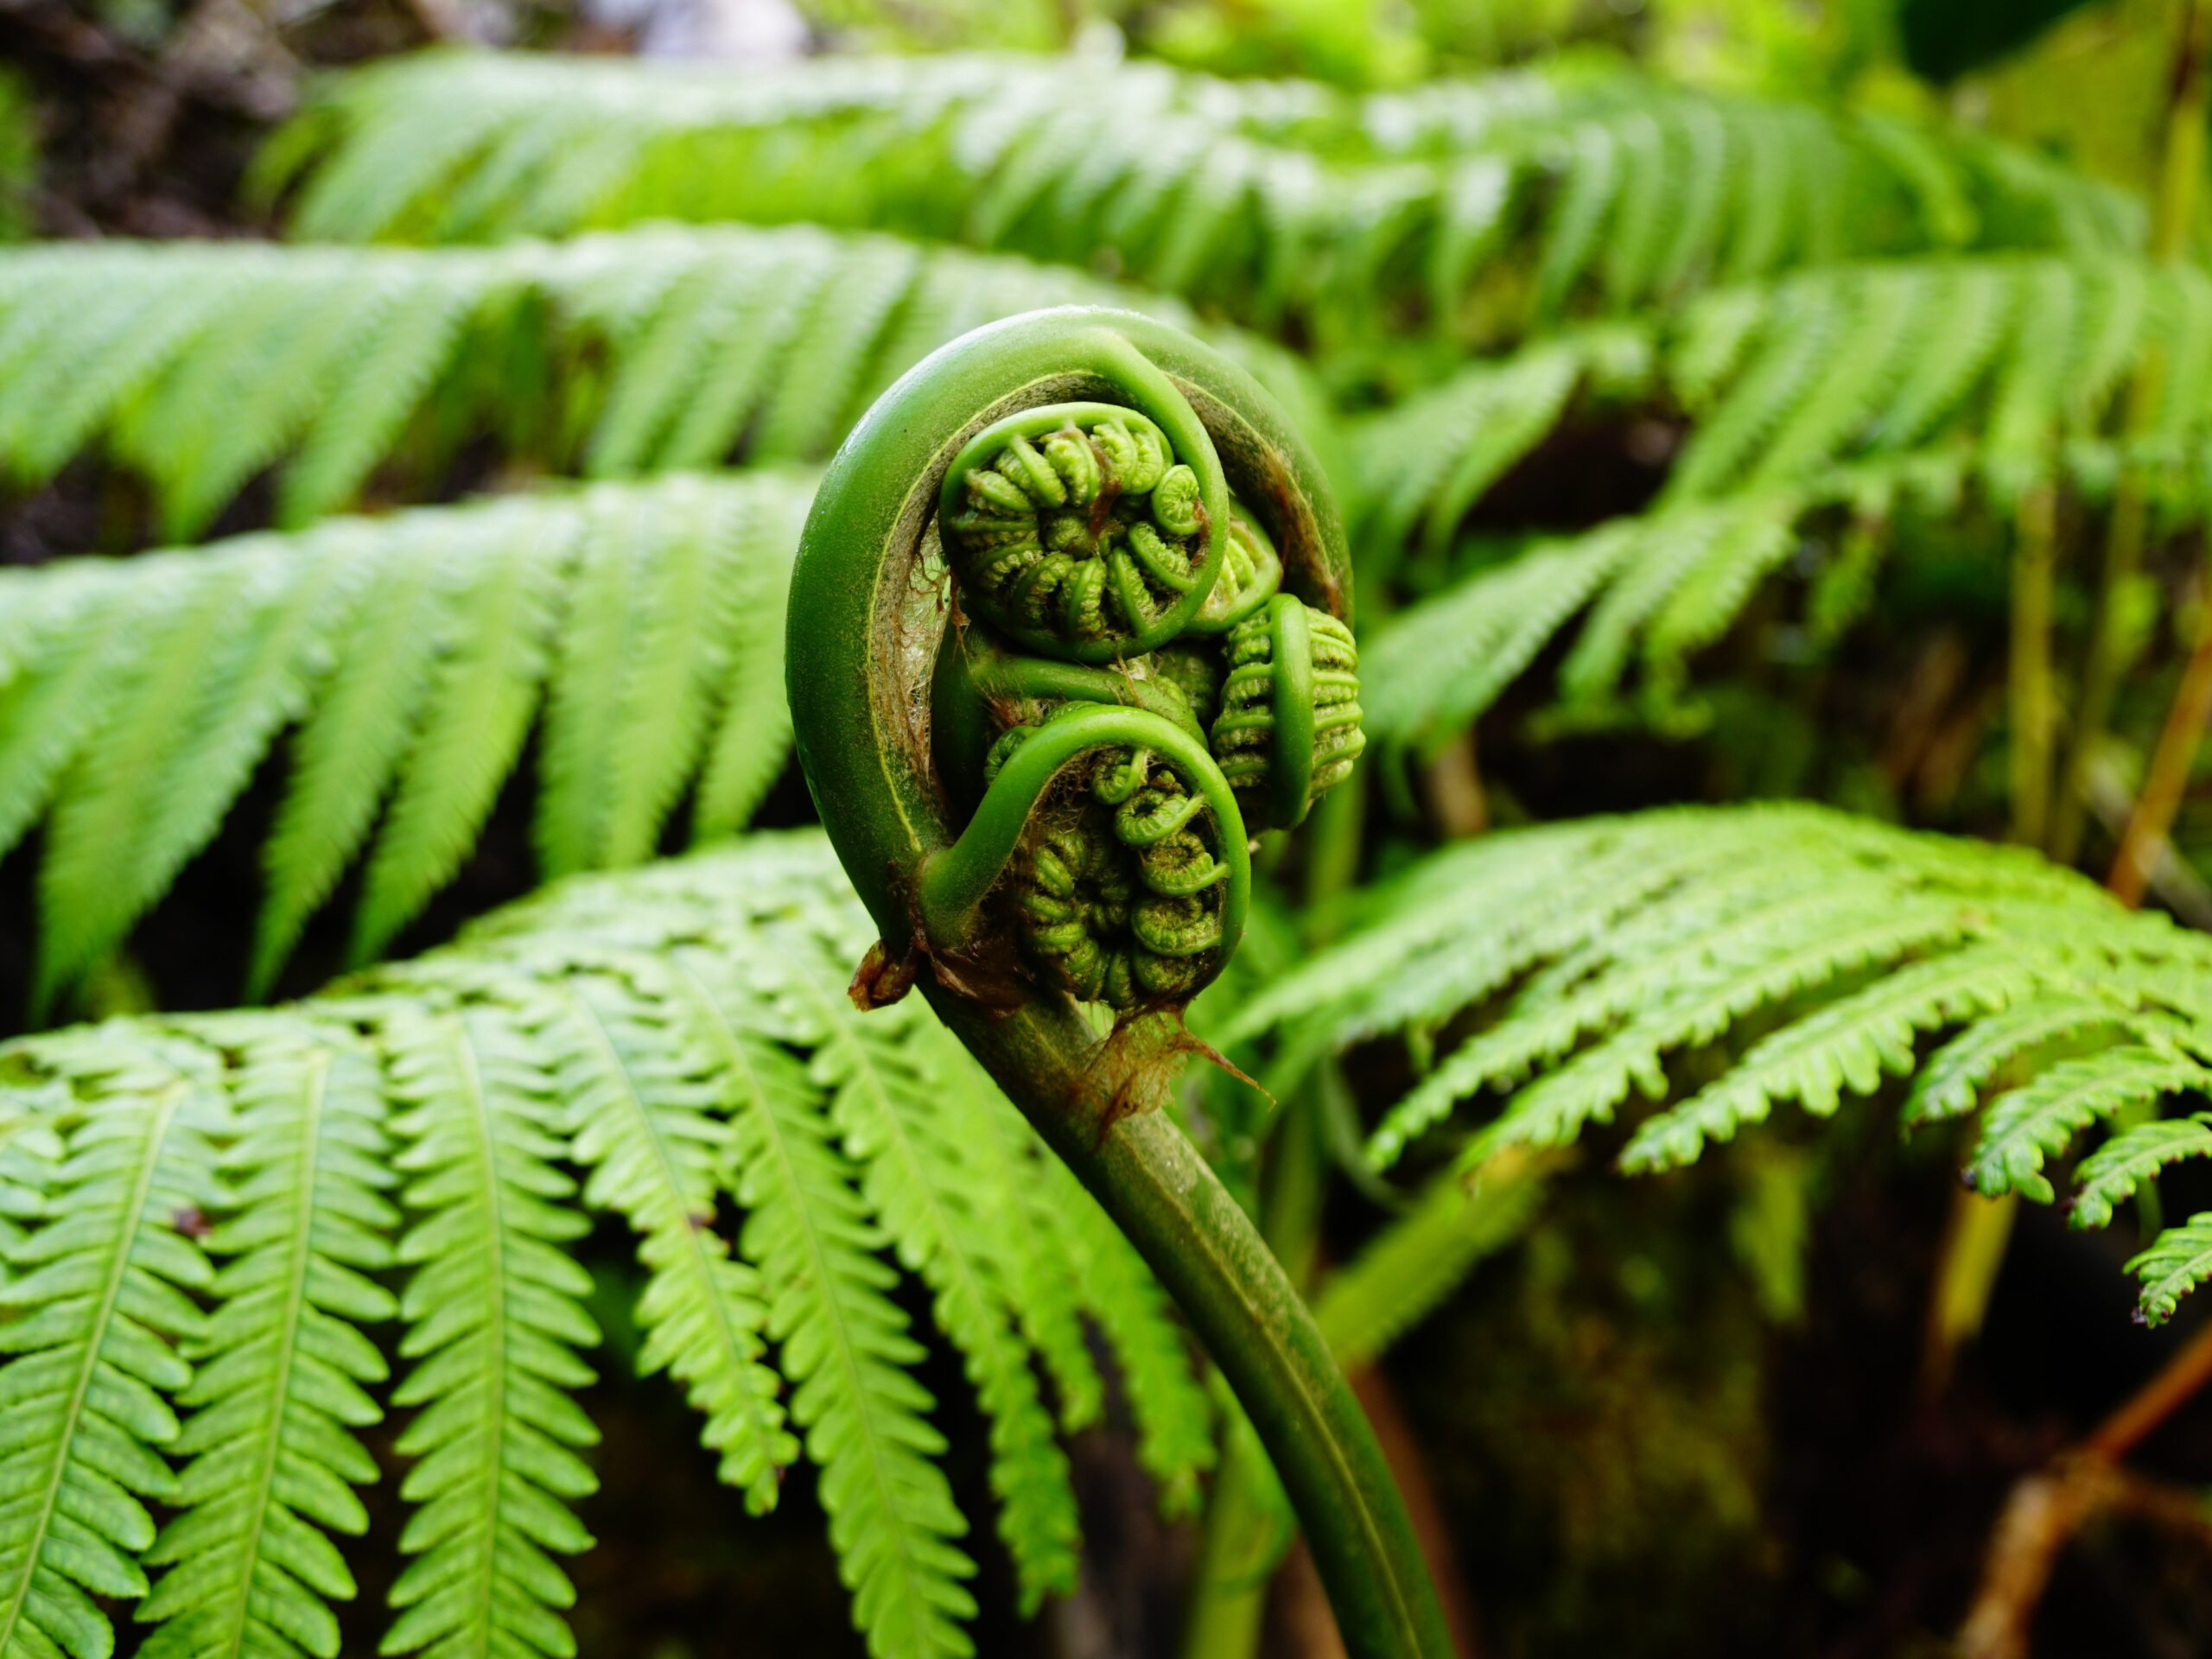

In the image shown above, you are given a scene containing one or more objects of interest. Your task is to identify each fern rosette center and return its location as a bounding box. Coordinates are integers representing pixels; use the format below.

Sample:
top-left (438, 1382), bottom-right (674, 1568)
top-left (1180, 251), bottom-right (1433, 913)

top-left (988, 716), bottom-right (1236, 1009)
top-left (941, 402), bottom-right (1220, 661)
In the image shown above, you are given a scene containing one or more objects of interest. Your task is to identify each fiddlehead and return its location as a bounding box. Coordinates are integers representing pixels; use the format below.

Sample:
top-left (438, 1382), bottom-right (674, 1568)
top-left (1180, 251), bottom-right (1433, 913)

top-left (941, 403), bottom-right (1224, 660)
top-left (1211, 594), bottom-right (1367, 831)
top-left (788, 308), bottom-right (1446, 1659)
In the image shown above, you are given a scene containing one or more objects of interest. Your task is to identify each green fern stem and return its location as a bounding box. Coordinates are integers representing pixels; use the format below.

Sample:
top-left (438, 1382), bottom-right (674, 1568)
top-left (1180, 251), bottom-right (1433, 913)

top-left (788, 308), bottom-right (1445, 1658)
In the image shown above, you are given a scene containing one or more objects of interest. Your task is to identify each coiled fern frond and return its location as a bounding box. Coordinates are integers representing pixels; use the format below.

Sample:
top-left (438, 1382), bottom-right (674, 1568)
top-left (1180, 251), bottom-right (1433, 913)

top-left (0, 831), bottom-right (1215, 1659)
top-left (265, 51), bottom-right (2135, 340)
top-left (1224, 804), bottom-right (2212, 1327)
top-left (0, 226), bottom-right (1309, 540)
top-left (0, 472), bottom-right (810, 1017)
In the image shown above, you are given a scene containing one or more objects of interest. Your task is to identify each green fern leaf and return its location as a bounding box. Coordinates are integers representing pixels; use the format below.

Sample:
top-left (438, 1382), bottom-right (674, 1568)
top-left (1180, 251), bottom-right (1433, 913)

top-left (1050, 1154), bottom-right (1217, 1516)
top-left (761, 923), bottom-right (1077, 1617)
top-left (136, 1030), bottom-right (398, 1659)
top-left (0, 831), bottom-right (1221, 1658)
top-left (378, 1005), bottom-right (601, 1659)
top-left (1618, 943), bottom-right (2050, 1173)
top-left (0, 231), bottom-right (1295, 535)
top-left (2071, 1114), bottom-right (2212, 1231)
top-left (270, 52), bottom-right (2134, 345)
top-left (1898, 993), bottom-right (2143, 1129)
top-left (0, 1032), bottom-right (222, 1659)
top-left (690, 493), bottom-right (802, 842)
top-left (1964, 1048), bottom-right (2212, 1205)
top-left (247, 521), bottom-right (454, 1001)
top-left (0, 569), bottom-right (168, 870)
top-left (35, 550), bottom-right (347, 1016)
top-left (2129, 1212), bottom-right (2212, 1325)
top-left (350, 512), bottom-right (565, 968)
top-left (549, 965), bottom-right (797, 1512)
top-left (654, 943), bottom-right (980, 1659)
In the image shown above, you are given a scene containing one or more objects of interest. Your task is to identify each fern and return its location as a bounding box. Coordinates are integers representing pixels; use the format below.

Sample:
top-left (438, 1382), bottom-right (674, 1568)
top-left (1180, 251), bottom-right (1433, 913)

top-left (378, 1002), bottom-right (602, 1659)
top-left (2127, 1214), bottom-right (2212, 1326)
top-left (550, 965), bottom-right (794, 1513)
top-left (760, 912), bottom-right (1077, 1618)
top-left (0, 474), bottom-right (810, 1015)
top-left (0, 831), bottom-right (1214, 1659)
top-left (1357, 252), bottom-right (2212, 558)
top-left (1226, 804), bottom-right (2212, 1325)
top-left (265, 52), bottom-right (2133, 340)
top-left (0, 1029), bottom-right (224, 1659)
top-left (0, 228), bottom-right (1302, 537)
top-left (136, 1028), bottom-right (397, 1659)
top-left (1359, 440), bottom-right (2192, 749)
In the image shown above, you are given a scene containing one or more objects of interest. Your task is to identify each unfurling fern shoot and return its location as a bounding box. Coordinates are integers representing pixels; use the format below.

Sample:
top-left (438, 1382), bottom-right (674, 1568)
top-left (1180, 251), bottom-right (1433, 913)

top-left (785, 308), bottom-right (1430, 1658)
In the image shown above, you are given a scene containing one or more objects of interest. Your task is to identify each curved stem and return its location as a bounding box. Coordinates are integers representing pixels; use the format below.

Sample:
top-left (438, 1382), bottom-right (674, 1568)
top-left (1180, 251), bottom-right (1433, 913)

top-left (914, 702), bottom-right (1250, 950)
top-left (934, 994), bottom-right (1459, 1659)
top-left (975, 656), bottom-right (1205, 738)
top-left (1265, 594), bottom-right (1316, 830)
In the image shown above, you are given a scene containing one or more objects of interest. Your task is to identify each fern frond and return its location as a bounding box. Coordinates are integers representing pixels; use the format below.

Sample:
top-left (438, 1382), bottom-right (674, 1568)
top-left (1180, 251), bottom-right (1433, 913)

top-left (2129, 1213), bottom-right (2212, 1326)
top-left (1353, 253), bottom-right (2207, 569)
top-left (1229, 804), bottom-right (2212, 1324)
top-left (1359, 438), bottom-right (2194, 748)
top-left (136, 1029), bottom-right (397, 1659)
top-left (0, 229), bottom-right (1297, 537)
top-left (646, 942), bottom-right (979, 1659)
top-left (438, 833), bottom-right (1205, 1655)
top-left (1350, 327), bottom-right (1650, 558)
top-left (377, 1002), bottom-right (601, 1659)
top-left (33, 550), bottom-right (343, 1018)
top-left (1049, 1158), bottom-right (1219, 1517)
top-left (1899, 994), bottom-right (2147, 1130)
top-left (0, 841), bottom-right (1214, 1657)
top-left (0, 474), bottom-right (811, 1011)
top-left (269, 52), bottom-right (2133, 338)
top-left (763, 922), bottom-right (1076, 1618)
top-left (1963, 1049), bottom-right (2212, 1205)
top-left (547, 965), bottom-right (796, 1513)
top-left (2071, 1115), bottom-right (2212, 1230)
top-left (0, 1030), bottom-right (223, 1659)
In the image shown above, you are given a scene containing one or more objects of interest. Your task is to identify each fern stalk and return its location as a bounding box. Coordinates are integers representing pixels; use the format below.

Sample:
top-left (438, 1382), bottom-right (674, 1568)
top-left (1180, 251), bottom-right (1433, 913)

top-left (2054, 0), bottom-right (2212, 864)
top-left (2009, 482), bottom-right (2058, 850)
top-left (1179, 1084), bottom-right (1329, 1659)
top-left (2109, 614), bottom-right (2212, 905)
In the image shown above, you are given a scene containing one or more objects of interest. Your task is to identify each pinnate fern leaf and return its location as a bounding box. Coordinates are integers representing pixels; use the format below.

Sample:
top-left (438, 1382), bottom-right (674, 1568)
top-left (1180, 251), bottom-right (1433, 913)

top-left (0, 474), bottom-right (811, 1013)
top-left (1360, 437), bottom-right (2192, 749)
top-left (0, 229), bottom-right (1294, 538)
top-left (136, 1030), bottom-right (397, 1659)
top-left (2130, 1214), bottom-right (2212, 1327)
top-left (1228, 804), bottom-right (2212, 1325)
top-left (268, 52), bottom-right (2132, 340)
top-left (0, 832), bottom-right (1218, 1659)
top-left (0, 1031), bottom-right (223, 1659)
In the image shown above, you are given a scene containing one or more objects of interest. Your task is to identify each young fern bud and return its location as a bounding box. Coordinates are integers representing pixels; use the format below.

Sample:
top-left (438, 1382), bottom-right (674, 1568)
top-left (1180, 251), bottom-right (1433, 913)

top-left (1211, 593), bottom-right (1368, 831)
top-left (940, 401), bottom-right (1225, 662)
top-left (788, 308), bottom-right (1446, 1659)
top-left (1190, 502), bottom-right (1285, 634)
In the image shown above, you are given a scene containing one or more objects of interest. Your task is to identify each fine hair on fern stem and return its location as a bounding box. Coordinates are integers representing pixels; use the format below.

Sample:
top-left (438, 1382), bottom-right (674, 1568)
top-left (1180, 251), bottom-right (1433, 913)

top-left (787, 308), bottom-right (1448, 1658)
